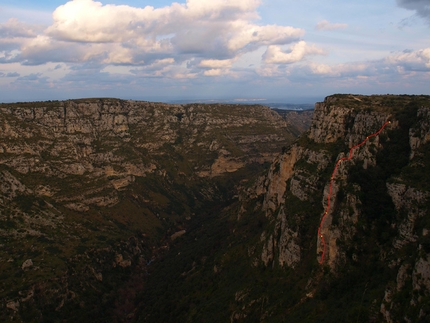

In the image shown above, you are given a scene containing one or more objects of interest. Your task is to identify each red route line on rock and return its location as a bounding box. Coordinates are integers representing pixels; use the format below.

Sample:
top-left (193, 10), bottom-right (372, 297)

top-left (318, 120), bottom-right (391, 264)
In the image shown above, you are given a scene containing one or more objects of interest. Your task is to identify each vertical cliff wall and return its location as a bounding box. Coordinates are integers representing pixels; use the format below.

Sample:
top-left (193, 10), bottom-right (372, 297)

top-left (240, 94), bottom-right (430, 322)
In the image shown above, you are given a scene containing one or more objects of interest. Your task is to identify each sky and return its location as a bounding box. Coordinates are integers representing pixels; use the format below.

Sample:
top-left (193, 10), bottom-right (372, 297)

top-left (0, 0), bottom-right (429, 103)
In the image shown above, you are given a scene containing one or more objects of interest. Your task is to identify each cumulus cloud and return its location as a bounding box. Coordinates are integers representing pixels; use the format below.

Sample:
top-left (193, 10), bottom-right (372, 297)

top-left (203, 69), bottom-right (224, 76)
top-left (0, 18), bottom-right (43, 38)
top-left (397, 0), bottom-right (430, 24)
top-left (263, 41), bottom-right (326, 64)
top-left (303, 47), bottom-right (430, 80)
top-left (254, 46), bottom-right (430, 90)
top-left (307, 62), bottom-right (369, 77)
top-left (43, 0), bottom-right (301, 52)
top-left (7, 0), bottom-right (428, 96)
top-left (0, 19), bottom-right (46, 64)
top-left (191, 58), bottom-right (236, 76)
top-left (384, 48), bottom-right (430, 70)
top-left (198, 59), bottom-right (234, 69)
top-left (9, 0), bottom-right (305, 75)
top-left (315, 20), bottom-right (348, 31)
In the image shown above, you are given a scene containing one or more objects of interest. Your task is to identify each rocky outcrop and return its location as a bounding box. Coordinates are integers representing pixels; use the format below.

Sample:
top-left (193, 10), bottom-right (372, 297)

top-left (409, 107), bottom-right (430, 159)
top-left (380, 182), bottom-right (430, 321)
top-left (21, 259), bottom-right (33, 270)
top-left (248, 95), bottom-right (399, 269)
top-left (310, 98), bottom-right (389, 144)
top-left (0, 170), bottom-right (29, 199)
top-left (257, 145), bottom-right (302, 213)
top-left (388, 183), bottom-right (427, 248)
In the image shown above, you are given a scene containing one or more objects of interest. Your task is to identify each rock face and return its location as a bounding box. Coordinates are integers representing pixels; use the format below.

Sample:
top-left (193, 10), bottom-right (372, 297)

top-left (0, 99), bottom-right (294, 209)
top-left (272, 109), bottom-right (313, 137)
top-left (238, 94), bottom-right (430, 322)
top-left (0, 98), bottom-right (299, 322)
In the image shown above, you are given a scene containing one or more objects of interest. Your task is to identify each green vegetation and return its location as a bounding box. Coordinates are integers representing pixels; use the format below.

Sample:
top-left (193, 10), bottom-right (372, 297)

top-left (329, 94), bottom-right (430, 114)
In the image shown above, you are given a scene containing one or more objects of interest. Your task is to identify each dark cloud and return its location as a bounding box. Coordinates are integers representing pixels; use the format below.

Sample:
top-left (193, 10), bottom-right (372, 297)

top-left (397, 0), bottom-right (430, 24)
top-left (16, 73), bottom-right (45, 81)
top-left (60, 68), bottom-right (134, 87)
top-left (12, 74), bottom-right (50, 92)
top-left (6, 72), bottom-right (20, 77)
top-left (0, 49), bottom-right (21, 64)
top-left (0, 41), bottom-right (21, 52)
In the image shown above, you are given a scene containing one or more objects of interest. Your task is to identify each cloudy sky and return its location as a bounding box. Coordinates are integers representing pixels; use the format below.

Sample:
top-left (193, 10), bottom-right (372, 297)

top-left (0, 0), bottom-right (429, 103)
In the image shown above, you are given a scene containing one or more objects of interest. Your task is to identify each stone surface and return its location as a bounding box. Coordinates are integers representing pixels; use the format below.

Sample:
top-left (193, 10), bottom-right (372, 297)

top-left (21, 259), bottom-right (33, 270)
top-left (240, 94), bottom-right (430, 322)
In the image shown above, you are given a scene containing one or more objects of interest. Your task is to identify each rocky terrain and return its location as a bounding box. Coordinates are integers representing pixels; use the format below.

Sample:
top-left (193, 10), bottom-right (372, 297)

top-left (272, 109), bottom-right (313, 137)
top-left (0, 99), bottom-right (299, 322)
top-left (3, 94), bottom-right (430, 323)
top-left (137, 94), bottom-right (430, 323)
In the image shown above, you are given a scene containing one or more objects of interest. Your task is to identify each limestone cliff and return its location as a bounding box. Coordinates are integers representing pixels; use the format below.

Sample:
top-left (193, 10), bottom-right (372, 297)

top-left (240, 94), bottom-right (430, 322)
top-left (0, 99), bottom-right (293, 209)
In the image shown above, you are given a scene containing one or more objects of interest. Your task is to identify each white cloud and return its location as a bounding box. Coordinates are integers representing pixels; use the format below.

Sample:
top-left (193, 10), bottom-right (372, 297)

top-left (46, 0), bottom-right (153, 43)
top-left (0, 18), bottom-right (46, 64)
top-left (227, 24), bottom-right (303, 52)
top-left (204, 69), bottom-right (224, 76)
top-left (315, 20), bottom-right (348, 31)
top-left (308, 62), bottom-right (368, 76)
top-left (309, 63), bottom-right (334, 75)
top-left (301, 48), bottom-right (430, 81)
top-left (199, 59), bottom-right (234, 69)
top-left (44, 0), bottom-right (264, 46)
top-left (263, 41), bottom-right (326, 64)
top-left (14, 0), bottom-right (304, 71)
top-left (0, 18), bottom-right (44, 38)
top-left (385, 48), bottom-right (430, 69)
top-left (252, 47), bottom-right (430, 93)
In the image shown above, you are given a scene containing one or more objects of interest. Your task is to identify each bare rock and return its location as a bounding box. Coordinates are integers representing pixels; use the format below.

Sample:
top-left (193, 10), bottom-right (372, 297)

top-left (22, 259), bottom-right (33, 270)
top-left (6, 300), bottom-right (20, 311)
top-left (413, 255), bottom-right (430, 291)
top-left (171, 230), bottom-right (186, 241)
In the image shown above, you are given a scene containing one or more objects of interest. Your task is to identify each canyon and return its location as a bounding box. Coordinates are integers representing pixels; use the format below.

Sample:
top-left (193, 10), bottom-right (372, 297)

top-left (1, 94), bottom-right (430, 322)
